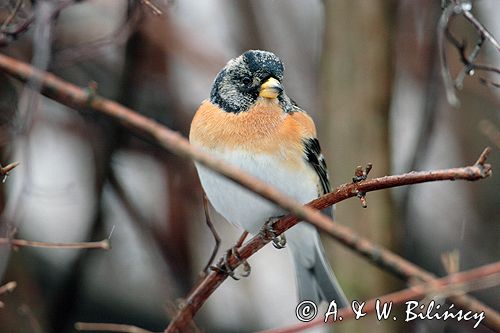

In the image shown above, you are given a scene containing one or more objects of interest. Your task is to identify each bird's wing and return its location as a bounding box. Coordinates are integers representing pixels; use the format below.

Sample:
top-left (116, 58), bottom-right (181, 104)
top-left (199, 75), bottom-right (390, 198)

top-left (289, 103), bottom-right (332, 196)
top-left (303, 137), bottom-right (331, 195)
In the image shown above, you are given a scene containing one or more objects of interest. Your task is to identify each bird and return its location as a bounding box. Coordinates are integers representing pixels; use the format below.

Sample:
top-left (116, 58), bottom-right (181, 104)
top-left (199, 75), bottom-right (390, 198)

top-left (189, 50), bottom-right (347, 306)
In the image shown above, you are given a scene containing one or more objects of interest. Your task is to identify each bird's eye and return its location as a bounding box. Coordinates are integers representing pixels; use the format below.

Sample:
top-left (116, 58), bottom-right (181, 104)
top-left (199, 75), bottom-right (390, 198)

top-left (242, 76), bottom-right (252, 85)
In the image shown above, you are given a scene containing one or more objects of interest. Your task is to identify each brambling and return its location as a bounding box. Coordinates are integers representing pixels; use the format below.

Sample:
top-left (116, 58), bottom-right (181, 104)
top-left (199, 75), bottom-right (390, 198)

top-left (189, 50), bottom-right (347, 305)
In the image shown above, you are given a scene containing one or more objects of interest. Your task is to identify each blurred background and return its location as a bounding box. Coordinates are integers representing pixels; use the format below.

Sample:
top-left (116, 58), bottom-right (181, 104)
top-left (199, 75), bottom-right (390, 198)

top-left (0, 0), bottom-right (499, 332)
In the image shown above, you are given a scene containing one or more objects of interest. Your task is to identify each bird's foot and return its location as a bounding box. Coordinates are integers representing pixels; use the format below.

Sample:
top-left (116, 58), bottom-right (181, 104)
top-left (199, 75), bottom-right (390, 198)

top-left (261, 216), bottom-right (287, 249)
top-left (211, 246), bottom-right (251, 280)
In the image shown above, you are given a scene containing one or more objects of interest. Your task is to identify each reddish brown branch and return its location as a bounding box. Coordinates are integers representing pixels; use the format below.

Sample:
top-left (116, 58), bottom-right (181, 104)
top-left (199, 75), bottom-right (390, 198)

top-left (165, 149), bottom-right (496, 333)
top-left (257, 261), bottom-right (500, 333)
top-left (75, 322), bottom-right (156, 333)
top-left (0, 161), bottom-right (20, 182)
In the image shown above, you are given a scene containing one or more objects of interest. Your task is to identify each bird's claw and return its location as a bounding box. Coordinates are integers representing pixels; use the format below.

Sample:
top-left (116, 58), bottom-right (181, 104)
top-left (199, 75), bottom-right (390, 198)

top-left (261, 216), bottom-right (287, 249)
top-left (210, 246), bottom-right (251, 280)
top-left (272, 234), bottom-right (287, 249)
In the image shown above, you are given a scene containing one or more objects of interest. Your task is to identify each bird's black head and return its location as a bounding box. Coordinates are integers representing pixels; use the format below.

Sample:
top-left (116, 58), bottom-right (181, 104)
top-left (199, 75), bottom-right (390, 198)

top-left (210, 50), bottom-right (292, 113)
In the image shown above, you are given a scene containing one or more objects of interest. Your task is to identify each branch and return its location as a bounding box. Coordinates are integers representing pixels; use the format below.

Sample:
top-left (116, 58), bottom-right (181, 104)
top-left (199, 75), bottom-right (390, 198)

top-left (0, 237), bottom-right (110, 250)
top-left (256, 261), bottom-right (500, 333)
top-left (462, 9), bottom-right (500, 52)
top-left (0, 51), bottom-right (495, 332)
top-left (0, 226), bottom-right (114, 250)
top-left (0, 281), bottom-right (17, 308)
top-left (0, 281), bottom-right (17, 295)
top-left (439, 1), bottom-right (500, 105)
top-left (139, 0), bottom-right (163, 16)
top-left (164, 149), bottom-right (496, 333)
top-left (0, 161), bottom-right (20, 183)
top-left (75, 322), bottom-right (157, 333)
top-left (0, 0), bottom-right (76, 47)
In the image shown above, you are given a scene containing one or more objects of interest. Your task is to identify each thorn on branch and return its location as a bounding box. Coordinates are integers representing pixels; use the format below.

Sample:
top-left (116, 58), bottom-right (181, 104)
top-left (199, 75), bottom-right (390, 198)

top-left (467, 147), bottom-right (493, 180)
top-left (474, 147), bottom-right (492, 176)
top-left (475, 147), bottom-right (491, 166)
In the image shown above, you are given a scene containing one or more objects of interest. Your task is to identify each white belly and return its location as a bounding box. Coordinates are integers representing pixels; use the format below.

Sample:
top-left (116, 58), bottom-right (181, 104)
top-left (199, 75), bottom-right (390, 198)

top-left (195, 150), bottom-right (319, 234)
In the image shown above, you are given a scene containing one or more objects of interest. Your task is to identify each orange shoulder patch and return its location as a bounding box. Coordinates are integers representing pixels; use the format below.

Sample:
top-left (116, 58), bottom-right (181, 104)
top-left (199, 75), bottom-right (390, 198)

top-left (288, 110), bottom-right (317, 137)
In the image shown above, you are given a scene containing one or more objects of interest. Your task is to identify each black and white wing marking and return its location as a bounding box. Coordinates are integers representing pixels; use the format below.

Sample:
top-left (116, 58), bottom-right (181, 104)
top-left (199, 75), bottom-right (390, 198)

top-left (303, 138), bottom-right (331, 195)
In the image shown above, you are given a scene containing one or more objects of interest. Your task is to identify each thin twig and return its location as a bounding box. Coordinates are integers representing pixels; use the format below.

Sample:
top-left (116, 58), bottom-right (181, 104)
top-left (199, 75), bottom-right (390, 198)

top-left (0, 161), bottom-right (20, 182)
top-left (140, 0), bottom-right (162, 16)
top-left (479, 77), bottom-right (500, 88)
top-left (453, 35), bottom-right (484, 89)
top-left (438, 2), bottom-right (460, 107)
top-left (462, 10), bottom-right (500, 52)
top-left (75, 322), bottom-right (157, 333)
top-left (0, 0), bottom-right (23, 31)
top-left (0, 0), bottom-right (75, 47)
top-left (255, 261), bottom-right (500, 333)
top-left (0, 237), bottom-right (110, 250)
top-left (439, 1), bottom-right (500, 106)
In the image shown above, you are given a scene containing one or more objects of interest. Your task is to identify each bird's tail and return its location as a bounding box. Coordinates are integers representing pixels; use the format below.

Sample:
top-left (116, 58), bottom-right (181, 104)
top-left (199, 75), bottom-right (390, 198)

top-left (286, 222), bottom-right (348, 307)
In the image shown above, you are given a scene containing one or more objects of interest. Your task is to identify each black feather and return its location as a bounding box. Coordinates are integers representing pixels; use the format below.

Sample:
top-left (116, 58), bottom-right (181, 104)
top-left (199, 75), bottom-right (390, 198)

top-left (303, 138), bottom-right (331, 195)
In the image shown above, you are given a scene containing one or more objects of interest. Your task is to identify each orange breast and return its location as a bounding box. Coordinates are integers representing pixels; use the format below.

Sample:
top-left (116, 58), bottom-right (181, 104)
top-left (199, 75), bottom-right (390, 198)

top-left (189, 99), bottom-right (317, 170)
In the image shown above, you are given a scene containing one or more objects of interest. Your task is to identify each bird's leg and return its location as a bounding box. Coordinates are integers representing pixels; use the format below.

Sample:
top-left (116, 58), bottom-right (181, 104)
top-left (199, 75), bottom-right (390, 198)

top-left (210, 231), bottom-right (251, 280)
top-left (202, 192), bottom-right (221, 274)
top-left (261, 215), bottom-right (287, 249)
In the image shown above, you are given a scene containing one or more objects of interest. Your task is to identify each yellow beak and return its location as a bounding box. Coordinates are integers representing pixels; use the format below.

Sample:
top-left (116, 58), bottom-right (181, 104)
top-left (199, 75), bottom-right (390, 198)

top-left (259, 77), bottom-right (283, 99)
